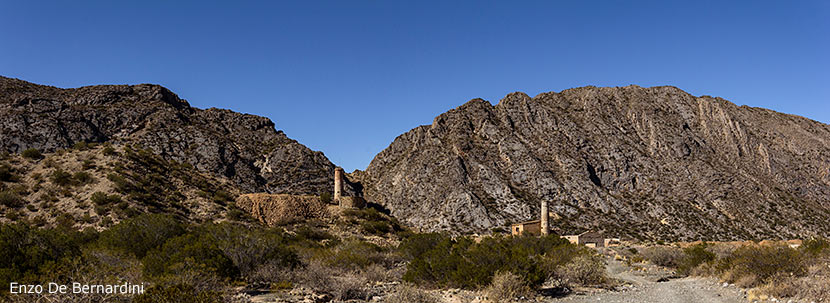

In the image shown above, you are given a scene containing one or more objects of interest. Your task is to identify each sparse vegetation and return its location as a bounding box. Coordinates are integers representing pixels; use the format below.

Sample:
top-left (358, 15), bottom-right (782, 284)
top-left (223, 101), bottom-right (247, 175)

top-left (0, 190), bottom-right (24, 208)
top-left (629, 240), bottom-right (830, 301)
top-left (485, 271), bottom-right (533, 302)
top-left (21, 148), bottom-right (43, 160)
top-left (400, 233), bottom-right (604, 289)
top-left (0, 164), bottom-right (19, 182)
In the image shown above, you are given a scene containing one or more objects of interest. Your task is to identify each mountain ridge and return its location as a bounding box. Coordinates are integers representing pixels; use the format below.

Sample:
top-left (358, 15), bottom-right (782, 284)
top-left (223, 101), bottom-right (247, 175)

top-left (0, 76), bottom-right (354, 196)
top-left (358, 85), bottom-right (830, 240)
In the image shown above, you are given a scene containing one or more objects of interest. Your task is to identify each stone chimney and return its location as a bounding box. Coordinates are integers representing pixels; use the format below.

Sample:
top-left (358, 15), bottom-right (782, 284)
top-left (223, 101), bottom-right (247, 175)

top-left (334, 167), bottom-right (344, 201)
top-left (540, 200), bottom-right (549, 236)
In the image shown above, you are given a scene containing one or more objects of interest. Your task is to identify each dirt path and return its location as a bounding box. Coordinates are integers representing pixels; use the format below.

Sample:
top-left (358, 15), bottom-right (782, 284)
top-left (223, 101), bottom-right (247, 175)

top-left (549, 259), bottom-right (746, 303)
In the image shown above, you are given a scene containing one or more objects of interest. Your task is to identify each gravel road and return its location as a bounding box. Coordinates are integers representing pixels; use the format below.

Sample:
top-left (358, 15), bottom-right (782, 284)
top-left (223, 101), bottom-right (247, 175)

top-left (549, 259), bottom-right (746, 303)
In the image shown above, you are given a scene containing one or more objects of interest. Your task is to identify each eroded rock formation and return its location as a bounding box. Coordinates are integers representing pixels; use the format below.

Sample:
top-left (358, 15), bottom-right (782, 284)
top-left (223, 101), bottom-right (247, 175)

top-left (359, 86), bottom-right (830, 240)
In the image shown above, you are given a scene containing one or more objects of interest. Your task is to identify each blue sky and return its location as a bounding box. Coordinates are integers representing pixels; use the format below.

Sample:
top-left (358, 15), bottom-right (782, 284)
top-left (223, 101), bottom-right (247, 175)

top-left (2, 1), bottom-right (828, 171)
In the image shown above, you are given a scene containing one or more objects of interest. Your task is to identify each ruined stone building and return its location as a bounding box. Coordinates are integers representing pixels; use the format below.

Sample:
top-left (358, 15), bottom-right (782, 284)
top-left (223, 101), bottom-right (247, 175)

top-left (563, 231), bottom-right (619, 247)
top-left (334, 167), bottom-right (365, 209)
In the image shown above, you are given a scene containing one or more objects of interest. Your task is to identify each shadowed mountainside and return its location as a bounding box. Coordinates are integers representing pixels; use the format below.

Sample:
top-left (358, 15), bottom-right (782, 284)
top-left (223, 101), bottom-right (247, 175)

top-left (0, 76), bottom-right (355, 195)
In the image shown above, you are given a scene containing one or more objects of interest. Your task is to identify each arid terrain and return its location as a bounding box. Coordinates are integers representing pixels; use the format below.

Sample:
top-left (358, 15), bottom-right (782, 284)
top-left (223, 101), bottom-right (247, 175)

top-left (2, 77), bottom-right (829, 302)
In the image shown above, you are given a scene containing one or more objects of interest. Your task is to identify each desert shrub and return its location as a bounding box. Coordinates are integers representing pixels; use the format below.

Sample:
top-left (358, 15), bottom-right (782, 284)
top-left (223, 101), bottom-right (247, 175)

top-left (385, 283), bottom-right (439, 303)
top-left (212, 190), bottom-right (233, 204)
top-left (73, 141), bottom-right (90, 150)
top-left (21, 148), bottom-right (43, 160)
top-left (317, 240), bottom-right (386, 270)
top-left (90, 192), bottom-right (121, 206)
top-left (225, 204), bottom-right (245, 221)
top-left (320, 192), bottom-right (332, 204)
top-left (331, 273), bottom-right (368, 301)
top-left (802, 237), bottom-right (830, 256)
top-left (97, 214), bottom-right (185, 259)
top-left (297, 259), bottom-right (336, 294)
top-left (721, 245), bottom-right (806, 287)
top-left (559, 253), bottom-right (608, 286)
top-left (55, 212), bottom-right (76, 229)
top-left (295, 259), bottom-right (367, 301)
top-left (107, 173), bottom-right (132, 193)
top-left (485, 271), bottom-right (533, 302)
top-left (201, 223), bottom-right (299, 279)
top-left (361, 220), bottom-right (392, 235)
top-left (102, 146), bottom-right (117, 156)
top-left (344, 207), bottom-right (386, 222)
top-left (678, 243), bottom-right (716, 276)
top-left (0, 223), bottom-right (94, 287)
top-left (133, 284), bottom-right (223, 303)
top-left (72, 171), bottom-right (94, 185)
top-left (640, 246), bottom-right (684, 268)
top-left (81, 159), bottom-right (95, 170)
top-left (0, 164), bottom-right (18, 182)
top-left (401, 233), bottom-right (584, 289)
top-left (361, 263), bottom-right (392, 282)
top-left (0, 190), bottom-right (24, 208)
top-left (142, 232), bottom-right (238, 279)
top-left (50, 168), bottom-right (74, 186)
top-left (293, 225), bottom-right (336, 243)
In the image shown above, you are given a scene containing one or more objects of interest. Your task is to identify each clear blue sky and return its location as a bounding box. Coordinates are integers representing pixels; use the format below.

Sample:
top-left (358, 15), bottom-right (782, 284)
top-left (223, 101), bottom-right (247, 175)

top-left (2, 1), bottom-right (828, 171)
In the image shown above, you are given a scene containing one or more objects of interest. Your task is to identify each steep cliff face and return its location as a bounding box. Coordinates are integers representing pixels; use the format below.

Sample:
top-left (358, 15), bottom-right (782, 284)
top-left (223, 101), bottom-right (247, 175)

top-left (360, 86), bottom-right (830, 240)
top-left (0, 76), bottom-right (345, 195)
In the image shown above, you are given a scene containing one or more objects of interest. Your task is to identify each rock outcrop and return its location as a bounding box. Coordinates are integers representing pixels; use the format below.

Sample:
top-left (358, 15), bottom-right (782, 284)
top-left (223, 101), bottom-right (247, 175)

top-left (0, 76), bottom-right (350, 195)
top-left (359, 86), bottom-right (830, 240)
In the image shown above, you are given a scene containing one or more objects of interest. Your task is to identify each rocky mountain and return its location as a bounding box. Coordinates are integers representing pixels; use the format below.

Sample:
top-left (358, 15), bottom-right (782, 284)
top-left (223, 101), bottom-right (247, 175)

top-left (0, 76), bottom-right (352, 195)
top-left (359, 86), bottom-right (830, 241)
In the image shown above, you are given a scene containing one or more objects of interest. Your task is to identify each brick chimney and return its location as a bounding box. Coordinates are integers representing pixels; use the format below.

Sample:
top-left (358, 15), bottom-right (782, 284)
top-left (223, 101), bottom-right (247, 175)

top-left (334, 167), bottom-right (344, 201)
top-left (541, 200), bottom-right (549, 236)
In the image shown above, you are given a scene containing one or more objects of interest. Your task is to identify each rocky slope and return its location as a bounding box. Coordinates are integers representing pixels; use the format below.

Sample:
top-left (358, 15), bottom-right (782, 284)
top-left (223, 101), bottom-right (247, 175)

top-left (0, 76), bottom-right (350, 195)
top-left (359, 86), bottom-right (830, 240)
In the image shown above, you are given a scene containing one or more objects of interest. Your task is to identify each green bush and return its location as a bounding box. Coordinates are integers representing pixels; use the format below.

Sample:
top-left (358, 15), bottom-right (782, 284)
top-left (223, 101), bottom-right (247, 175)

top-left (722, 245), bottom-right (806, 287)
top-left (0, 190), bottom-right (24, 208)
top-left (21, 148), bottom-right (43, 160)
top-left (97, 214), bottom-right (185, 259)
top-left (50, 168), bottom-right (74, 186)
top-left (199, 223), bottom-right (300, 278)
top-left (212, 190), bottom-right (233, 204)
top-left (81, 159), bottom-right (95, 170)
top-left (90, 191), bottom-right (121, 206)
top-left (317, 240), bottom-right (385, 270)
top-left (0, 164), bottom-right (18, 182)
top-left (142, 232), bottom-right (239, 279)
top-left (102, 146), bottom-right (117, 156)
top-left (678, 243), bottom-right (716, 276)
top-left (72, 171), bottom-right (94, 185)
top-left (401, 233), bottom-right (583, 289)
top-left (107, 173), bottom-right (132, 193)
top-left (73, 141), bottom-right (90, 150)
top-left (361, 220), bottom-right (392, 235)
top-left (320, 192), bottom-right (332, 204)
top-left (0, 223), bottom-right (93, 287)
top-left (801, 237), bottom-right (830, 256)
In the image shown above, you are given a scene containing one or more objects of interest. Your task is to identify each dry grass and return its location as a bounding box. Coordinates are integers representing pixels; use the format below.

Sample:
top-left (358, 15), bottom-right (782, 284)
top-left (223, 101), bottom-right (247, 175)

top-left (559, 254), bottom-right (610, 287)
top-left (639, 246), bottom-right (683, 268)
top-left (485, 271), bottom-right (533, 303)
top-left (385, 283), bottom-right (440, 303)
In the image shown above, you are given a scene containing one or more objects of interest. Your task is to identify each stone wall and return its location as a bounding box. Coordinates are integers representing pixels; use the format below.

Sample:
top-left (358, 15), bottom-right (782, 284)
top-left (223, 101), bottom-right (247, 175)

top-left (236, 193), bottom-right (328, 226)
